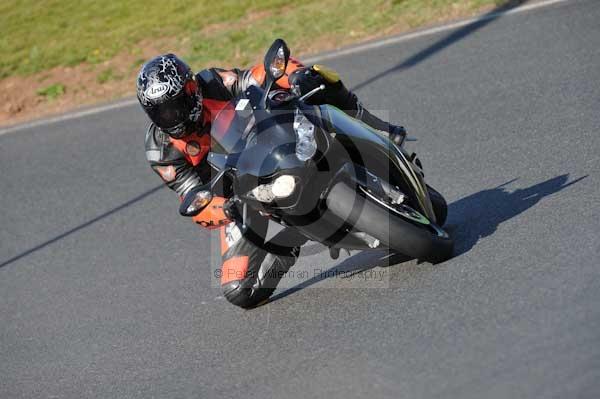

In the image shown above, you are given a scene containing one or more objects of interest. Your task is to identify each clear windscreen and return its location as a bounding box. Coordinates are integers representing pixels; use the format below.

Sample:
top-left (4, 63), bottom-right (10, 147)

top-left (209, 100), bottom-right (256, 155)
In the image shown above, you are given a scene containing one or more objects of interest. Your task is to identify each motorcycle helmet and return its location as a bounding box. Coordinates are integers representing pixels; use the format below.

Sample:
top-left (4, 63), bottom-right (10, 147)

top-left (137, 54), bottom-right (202, 138)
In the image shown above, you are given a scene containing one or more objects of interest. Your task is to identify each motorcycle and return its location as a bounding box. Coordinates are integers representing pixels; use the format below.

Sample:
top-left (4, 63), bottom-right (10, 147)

top-left (180, 39), bottom-right (454, 264)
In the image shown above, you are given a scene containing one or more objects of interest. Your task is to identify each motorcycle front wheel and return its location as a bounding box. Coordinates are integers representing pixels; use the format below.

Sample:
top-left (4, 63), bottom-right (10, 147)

top-left (326, 181), bottom-right (454, 263)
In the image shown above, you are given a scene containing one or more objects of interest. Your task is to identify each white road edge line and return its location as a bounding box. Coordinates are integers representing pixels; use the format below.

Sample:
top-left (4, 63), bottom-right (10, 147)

top-left (0, 0), bottom-right (570, 137)
top-left (303, 0), bottom-right (570, 63)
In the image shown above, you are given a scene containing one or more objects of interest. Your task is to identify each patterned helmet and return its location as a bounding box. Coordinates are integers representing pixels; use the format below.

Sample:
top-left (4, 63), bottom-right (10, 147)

top-left (136, 54), bottom-right (202, 138)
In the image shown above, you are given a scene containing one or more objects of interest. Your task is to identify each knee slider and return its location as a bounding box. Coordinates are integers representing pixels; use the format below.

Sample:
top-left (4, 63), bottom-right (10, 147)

top-left (221, 279), bottom-right (269, 309)
top-left (222, 280), bottom-right (252, 308)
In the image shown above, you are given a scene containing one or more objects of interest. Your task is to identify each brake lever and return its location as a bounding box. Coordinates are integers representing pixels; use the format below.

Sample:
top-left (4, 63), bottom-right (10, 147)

top-left (298, 84), bottom-right (326, 102)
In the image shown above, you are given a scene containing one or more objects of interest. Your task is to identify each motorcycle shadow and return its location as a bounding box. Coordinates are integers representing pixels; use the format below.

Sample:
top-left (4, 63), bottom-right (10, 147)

top-left (269, 248), bottom-right (411, 303)
top-left (270, 173), bottom-right (586, 304)
top-left (446, 173), bottom-right (586, 256)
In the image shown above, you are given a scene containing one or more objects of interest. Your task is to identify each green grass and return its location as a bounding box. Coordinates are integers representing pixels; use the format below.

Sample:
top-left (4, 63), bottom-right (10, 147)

top-left (36, 83), bottom-right (65, 100)
top-left (97, 67), bottom-right (120, 84)
top-left (0, 0), bottom-right (505, 80)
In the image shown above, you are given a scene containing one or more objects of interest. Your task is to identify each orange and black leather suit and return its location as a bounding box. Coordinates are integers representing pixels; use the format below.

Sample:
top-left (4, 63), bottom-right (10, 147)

top-left (145, 59), bottom-right (398, 308)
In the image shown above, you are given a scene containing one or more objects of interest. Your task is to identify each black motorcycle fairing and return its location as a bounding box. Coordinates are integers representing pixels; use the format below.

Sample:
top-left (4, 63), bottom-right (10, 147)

top-left (206, 93), bottom-right (323, 215)
top-left (205, 82), bottom-right (438, 250)
top-left (317, 104), bottom-right (437, 222)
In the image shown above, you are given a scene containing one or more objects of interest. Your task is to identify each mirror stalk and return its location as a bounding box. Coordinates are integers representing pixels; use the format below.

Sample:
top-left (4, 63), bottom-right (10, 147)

top-left (259, 76), bottom-right (275, 111)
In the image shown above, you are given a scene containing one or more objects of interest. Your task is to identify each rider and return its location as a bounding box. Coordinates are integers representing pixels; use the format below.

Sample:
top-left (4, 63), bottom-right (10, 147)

top-left (138, 53), bottom-right (406, 308)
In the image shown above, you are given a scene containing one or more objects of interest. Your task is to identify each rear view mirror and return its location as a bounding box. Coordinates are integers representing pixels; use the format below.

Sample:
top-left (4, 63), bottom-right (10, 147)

top-left (259, 39), bottom-right (290, 110)
top-left (263, 39), bottom-right (290, 82)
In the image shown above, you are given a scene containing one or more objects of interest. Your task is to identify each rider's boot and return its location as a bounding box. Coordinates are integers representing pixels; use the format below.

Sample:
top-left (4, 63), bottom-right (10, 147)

top-left (354, 102), bottom-right (407, 147)
top-left (291, 65), bottom-right (408, 147)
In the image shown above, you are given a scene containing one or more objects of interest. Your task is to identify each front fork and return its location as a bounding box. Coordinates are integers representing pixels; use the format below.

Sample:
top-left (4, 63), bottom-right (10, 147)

top-left (329, 161), bottom-right (446, 238)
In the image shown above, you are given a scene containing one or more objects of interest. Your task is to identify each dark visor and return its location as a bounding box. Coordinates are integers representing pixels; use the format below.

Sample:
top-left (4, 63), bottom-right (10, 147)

top-left (146, 94), bottom-right (193, 129)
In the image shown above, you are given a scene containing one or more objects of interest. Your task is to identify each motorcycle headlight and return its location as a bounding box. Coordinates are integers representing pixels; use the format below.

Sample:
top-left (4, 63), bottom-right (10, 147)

top-left (293, 112), bottom-right (317, 161)
top-left (271, 175), bottom-right (296, 197)
top-left (249, 175), bottom-right (297, 203)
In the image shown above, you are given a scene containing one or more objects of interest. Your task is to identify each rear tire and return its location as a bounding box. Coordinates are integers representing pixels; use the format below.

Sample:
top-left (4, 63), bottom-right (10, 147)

top-left (326, 182), bottom-right (454, 263)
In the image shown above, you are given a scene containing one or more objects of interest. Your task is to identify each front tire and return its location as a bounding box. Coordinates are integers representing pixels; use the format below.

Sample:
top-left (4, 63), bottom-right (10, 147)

top-left (326, 182), bottom-right (454, 263)
top-left (427, 185), bottom-right (448, 226)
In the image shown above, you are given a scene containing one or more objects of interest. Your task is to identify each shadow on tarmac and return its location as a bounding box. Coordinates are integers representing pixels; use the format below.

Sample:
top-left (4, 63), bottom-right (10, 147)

top-left (447, 174), bottom-right (587, 256)
top-left (350, 0), bottom-right (530, 92)
top-left (0, 185), bottom-right (165, 269)
top-left (270, 173), bottom-right (587, 304)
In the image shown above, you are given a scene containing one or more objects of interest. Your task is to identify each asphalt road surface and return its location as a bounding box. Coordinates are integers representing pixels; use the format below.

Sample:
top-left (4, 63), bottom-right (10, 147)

top-left (2, 1), bottom-right (599, 398)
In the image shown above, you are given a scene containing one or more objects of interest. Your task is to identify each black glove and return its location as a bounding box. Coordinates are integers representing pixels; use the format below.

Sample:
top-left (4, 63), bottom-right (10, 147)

top-left (222, 197), bottom-right (241, 221)
top-left (289, 67), bottom-right (328, 104)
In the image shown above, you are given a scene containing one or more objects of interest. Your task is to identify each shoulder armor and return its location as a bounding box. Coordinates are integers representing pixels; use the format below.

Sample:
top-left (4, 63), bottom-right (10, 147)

top-left (144, 123), bottom-right (186, 164)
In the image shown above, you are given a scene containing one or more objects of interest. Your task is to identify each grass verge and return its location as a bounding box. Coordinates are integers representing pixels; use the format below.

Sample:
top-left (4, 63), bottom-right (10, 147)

top-left (0, 0), bottom-right (510, 125)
